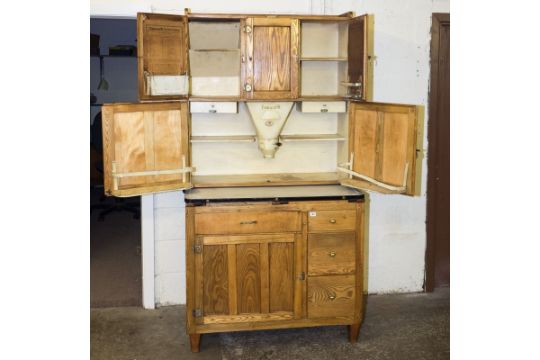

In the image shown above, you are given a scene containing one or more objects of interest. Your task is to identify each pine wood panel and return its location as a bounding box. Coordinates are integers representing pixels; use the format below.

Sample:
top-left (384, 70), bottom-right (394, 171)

top-left (203, 312), bottom-right (293, 324)
top-left (202, 234), bottom-right (295, 245)
top-left (351, 107), bottom-right (378, 179)
top-left (308, 210), bottom-right (356, 232)
top-left (101, 102), bottom-right (191, 197)
top-left (236, 244), bottom-right (261, 313)
top-left (253, 26), bottom-right (291, 91)
top-left (308, 232), bottom-right (356, 276)
top-left (195, 211), bottom-right (300, 235)
top-left (202, 245), bottom-right (229, 315)
top-left (345, 102), bottom-right (418, 195)
top-left (381, 111), bottom-right (409, 186)
top-left (269, 242), bottom-right (294, 312)
top-left (308, 275), bottom-right (355, 318)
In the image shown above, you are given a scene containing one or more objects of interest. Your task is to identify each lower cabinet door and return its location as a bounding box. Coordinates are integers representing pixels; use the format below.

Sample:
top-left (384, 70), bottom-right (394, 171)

top-left (307, 275), bottom-right (356, 318)
top-left (193, 233), bottom-right (302, 324)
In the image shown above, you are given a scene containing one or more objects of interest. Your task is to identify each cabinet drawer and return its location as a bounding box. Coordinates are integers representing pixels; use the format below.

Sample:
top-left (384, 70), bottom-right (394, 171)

top-left (190, 101), bottom-right (238, 113)
top-left (308, 210), bottom-right (356, 232)
top-left (307, 275), bottom-right (355, 318)
top-left (308, 232), bottom-right (356, 276)
top-left (298, 101), bottom-right (347, 113)
top-left (195, 211), bottom-right (301, 235)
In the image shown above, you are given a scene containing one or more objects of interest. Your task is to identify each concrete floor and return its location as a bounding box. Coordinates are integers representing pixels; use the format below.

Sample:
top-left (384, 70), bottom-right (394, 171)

top-left (91, 287), bottom-right (449, 360)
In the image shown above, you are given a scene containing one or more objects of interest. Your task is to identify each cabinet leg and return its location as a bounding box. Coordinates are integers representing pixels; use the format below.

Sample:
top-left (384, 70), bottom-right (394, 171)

top-left (189, 334), bottom-right (201, 353)
top-left (348, 324), bottom-right (361, 343)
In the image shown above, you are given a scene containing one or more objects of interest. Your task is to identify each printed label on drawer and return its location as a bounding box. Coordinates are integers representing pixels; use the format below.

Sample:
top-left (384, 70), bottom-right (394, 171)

top-left (309, 211), bottom-right (317, 217)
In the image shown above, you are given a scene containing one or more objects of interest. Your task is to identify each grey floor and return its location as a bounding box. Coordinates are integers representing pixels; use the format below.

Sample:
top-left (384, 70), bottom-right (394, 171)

top-left (91, 287), bottom-right (449, 360)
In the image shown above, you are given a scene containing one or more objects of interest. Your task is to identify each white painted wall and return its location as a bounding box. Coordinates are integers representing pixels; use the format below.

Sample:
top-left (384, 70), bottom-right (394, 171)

top-left (90, 0), bottom-right (450, 305)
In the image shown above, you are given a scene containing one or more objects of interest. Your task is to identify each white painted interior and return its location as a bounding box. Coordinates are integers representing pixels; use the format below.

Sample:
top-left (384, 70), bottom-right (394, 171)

top-left (90, 0), bottom-right (450, 306)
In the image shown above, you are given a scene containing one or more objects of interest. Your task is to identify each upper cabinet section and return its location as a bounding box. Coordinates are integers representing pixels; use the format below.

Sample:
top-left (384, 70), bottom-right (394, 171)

top-left (241, 18), bottom-right (299, 100)
top-left (136, 12), bottom-right (368, 101)
top-left (188, 20), bottom-right (241, 98)
top-left (137, 13), bottom-right (188, 100)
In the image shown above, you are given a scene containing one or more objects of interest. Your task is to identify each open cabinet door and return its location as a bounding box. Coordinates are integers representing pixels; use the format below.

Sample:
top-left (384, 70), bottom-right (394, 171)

top-left (137, 13), bottom-right (188, 100)
top-left (101, 102), bottom-right (193, 197)
top-left (347, 15), bottom-right (368, 100)
top-left (241, 17), bottom-right (299, 99)
top-left (339, 102), bottom-right (418, 195)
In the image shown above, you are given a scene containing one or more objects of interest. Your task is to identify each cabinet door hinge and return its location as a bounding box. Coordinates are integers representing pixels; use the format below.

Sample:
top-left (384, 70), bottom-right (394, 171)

top-left (193, 245), bottom-right (203, 254)
top-left (192, 309), bottom-right (203, 317)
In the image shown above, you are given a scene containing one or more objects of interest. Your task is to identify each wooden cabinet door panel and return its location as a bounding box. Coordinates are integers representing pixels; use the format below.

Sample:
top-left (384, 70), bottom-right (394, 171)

top-left (242, 17), bottom-right (299, 99)
top-left (101, 102), bottom-right (191, 197)
top-left (348, 15), bottom-right (368, 100)
top-left (340, 102), bottom-right (418, 195)
top-left (137, 13), bottom-right (188, 100)
top-left (194, 233), bottom-right (300, 325)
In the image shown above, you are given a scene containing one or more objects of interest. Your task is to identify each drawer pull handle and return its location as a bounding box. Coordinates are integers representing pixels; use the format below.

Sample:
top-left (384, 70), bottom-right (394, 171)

top-left (329, 294), bottom-right (336, 300)
top-left (240, 220), bottom-right (258, 225)
top-left (328, 251), bottom-right (336, 257)
top-left (329, 218), bottom-right (337, 224)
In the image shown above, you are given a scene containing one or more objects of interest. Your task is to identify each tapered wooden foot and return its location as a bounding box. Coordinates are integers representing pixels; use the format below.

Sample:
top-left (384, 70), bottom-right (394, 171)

top-left (189, 334), bottom-right (201, 352)
top-left (348, 324), bottom-right (361, 342)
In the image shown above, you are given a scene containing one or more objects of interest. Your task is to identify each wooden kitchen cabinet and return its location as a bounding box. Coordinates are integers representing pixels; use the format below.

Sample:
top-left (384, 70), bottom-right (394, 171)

top-left (241, 17), bottom-right (299, 99)
top-left (184, 188), bottom-right (365, 352)
top-left (100, 9), bottom-right (422, 353)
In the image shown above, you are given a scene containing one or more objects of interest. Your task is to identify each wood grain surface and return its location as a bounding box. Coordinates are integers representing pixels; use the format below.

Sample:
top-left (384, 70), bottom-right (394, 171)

top-left (308, 232), bottom-right (356, 276)
top-left (203, 245), bottom-right (229, 315)
top-left (307, 275), bottom-right (355, 318)
top-left (236, 244), bottom-right (261, 313)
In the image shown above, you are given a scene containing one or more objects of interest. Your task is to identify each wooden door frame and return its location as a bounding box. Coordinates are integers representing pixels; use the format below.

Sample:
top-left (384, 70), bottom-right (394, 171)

top-left (425, 13), bottom-right (450, 292)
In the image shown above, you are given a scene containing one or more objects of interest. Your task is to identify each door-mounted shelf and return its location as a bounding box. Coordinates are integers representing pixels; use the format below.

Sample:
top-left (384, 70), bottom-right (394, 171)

top-left (280, 134), bottom-right (346, 142)
top-left (190, 135), bottom-right (256, 143)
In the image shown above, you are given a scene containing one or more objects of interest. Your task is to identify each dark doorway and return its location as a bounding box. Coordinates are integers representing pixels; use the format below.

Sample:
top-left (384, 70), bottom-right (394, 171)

top-left (90, 18), bottom-right (142, 307)
top-left (425, 13), bottom-right (450, 291)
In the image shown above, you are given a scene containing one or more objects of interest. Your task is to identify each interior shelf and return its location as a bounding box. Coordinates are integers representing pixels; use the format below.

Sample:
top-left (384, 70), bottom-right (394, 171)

top-left (191, 135), bottom-right (256, 143)
top-left (190, 49), bottom-right (240, 52)
top-left (300, 57), bottom-right (347, 61)
top-left (280, 134), bottom-right (346, 142)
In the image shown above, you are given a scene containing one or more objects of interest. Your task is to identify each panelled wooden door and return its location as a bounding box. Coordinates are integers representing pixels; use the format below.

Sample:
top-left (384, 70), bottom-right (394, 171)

top-left (348, 15), bottom-right (368, 100)
top-left (101, 102), bottom-right (191, 197)
top-left (426, 13), bottom-right (450, 291)
top-left (241, 17), bottom-right (299, 99)
top-left (137, 13), bottom-right (188, 100)
top-left (340, 102), bottom-right (418, 195)
top-left (193, 233), bottom-right (302, 324)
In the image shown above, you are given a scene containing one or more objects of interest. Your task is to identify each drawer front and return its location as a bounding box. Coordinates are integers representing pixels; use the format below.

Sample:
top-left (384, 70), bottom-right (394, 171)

top-left (298, 101), bottom-right (347, 113)
top-left (195, 211), bottom-right (301, 235)
top-left (307, 275), bottom-right (355, 318)
top-left (308, 232), bottom-right (356, 276)
top-left (190, 101), bottom-right (238, 114)
top-left (308, 210), bottom-right (356, 232)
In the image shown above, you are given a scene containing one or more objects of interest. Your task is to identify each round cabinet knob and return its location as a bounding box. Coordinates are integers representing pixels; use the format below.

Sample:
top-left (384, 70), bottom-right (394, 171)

top-left (329, 218), bottom-right (337, 224)
top-left (244, 83), bottom-right (252, 92)
top-left (328, 251), bottom-right (336, 257)
top-left (329, 295), bottom-right (336, 300)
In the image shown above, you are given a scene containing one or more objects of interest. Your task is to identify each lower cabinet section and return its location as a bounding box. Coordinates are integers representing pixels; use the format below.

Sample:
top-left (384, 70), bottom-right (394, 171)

top-left (185, 199), bottom-right (365, 352)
